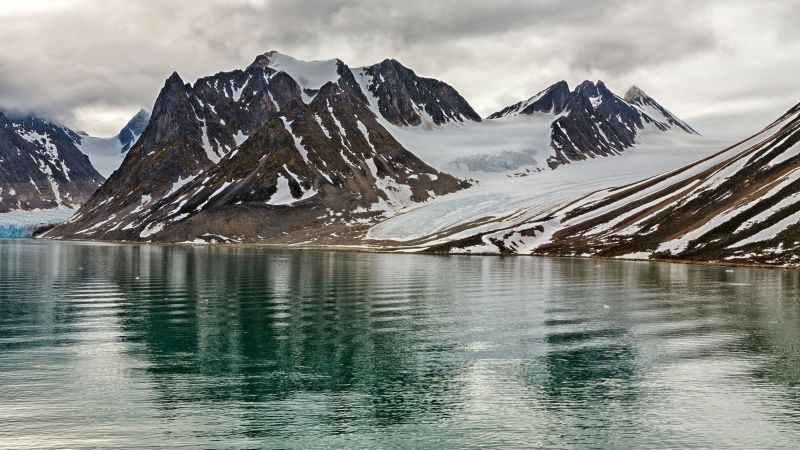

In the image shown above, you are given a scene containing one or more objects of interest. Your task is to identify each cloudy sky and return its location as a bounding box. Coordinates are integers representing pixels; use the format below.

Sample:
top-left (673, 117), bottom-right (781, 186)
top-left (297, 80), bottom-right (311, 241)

top-left (0, 0), bottom-right (797, 139)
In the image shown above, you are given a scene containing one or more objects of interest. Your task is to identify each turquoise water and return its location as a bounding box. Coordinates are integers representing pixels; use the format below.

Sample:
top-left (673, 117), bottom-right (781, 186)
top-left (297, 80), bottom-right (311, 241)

top-left (0, 227), bottom-right (32, 238)
top-left (0, 239), bottom-right (799, 448)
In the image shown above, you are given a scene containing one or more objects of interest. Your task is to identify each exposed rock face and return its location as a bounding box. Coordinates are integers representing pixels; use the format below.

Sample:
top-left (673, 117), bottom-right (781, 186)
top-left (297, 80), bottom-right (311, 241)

top-left (357, 59), bottom-right (482, 126)
top-left (43, 52), bottom-right (469, 243)
top-left (487, 81), bottom-right (571, 118)
top-left (118, 109), bottom-right (151, 152)
top-left (0, 113), bottom-right (104, 212)
top-left (489, 81), bottom-right (698, 168)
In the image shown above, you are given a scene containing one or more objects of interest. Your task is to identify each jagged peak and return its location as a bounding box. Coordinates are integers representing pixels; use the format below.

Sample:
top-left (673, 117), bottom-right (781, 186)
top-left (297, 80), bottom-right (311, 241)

top-left (624, 85), bottom-right (649, 103)
top-left (165, 71), bottom-right (185, 88)
top-left (362, 58), bottom-right (420, 82)
top-left (526, 80), bottom-right (570, 99)
top-left (524, 80), bottom-right (570, 103)
top-left (574, 80), bottom-right (597, 91)
top-left (119, 108), bottom-right (151, 144)
top-left (132, 108), bottom-right (150, 118)
top-left (572, 80), bottom-right (615, 96)
top-left (373, 58), bottom-right (409, 70)
top-left (548, 80), bottom-right (570, 91)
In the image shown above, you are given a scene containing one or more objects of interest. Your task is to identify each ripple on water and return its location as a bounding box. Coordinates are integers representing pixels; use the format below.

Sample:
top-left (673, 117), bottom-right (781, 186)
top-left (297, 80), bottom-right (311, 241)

top-left (0, 241), bottom-right (799, 448)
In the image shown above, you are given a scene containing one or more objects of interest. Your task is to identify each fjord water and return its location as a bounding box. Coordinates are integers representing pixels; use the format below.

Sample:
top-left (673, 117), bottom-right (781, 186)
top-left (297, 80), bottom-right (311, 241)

top-left (1, 240), bottom-right (799, 448)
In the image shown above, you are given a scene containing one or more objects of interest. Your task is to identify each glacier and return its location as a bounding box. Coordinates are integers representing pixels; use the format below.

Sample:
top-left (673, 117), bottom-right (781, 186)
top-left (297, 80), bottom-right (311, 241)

top-left (0, 209), bottom-right (75, 238)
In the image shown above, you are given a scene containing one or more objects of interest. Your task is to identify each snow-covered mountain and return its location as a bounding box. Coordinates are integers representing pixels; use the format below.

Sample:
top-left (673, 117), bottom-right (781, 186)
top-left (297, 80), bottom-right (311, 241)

top-left (0, 113), bottom-right (104, 213)
top-left (623, 86), bottom-right (697, 134)
top-left (530, 101), bottom-right (800, 266)
top-left (75, 109), bottom-right (151, 176)
top-left (487, 81), bottom-right (699, 168)
top-left (42, 52), bottom-right (470, 243)
top-left (40, 51), bottom-right (701, 248)
top-left (415, 101), bottom-right (800, 267)
top-left (354, 58), bottom-right (482, 126)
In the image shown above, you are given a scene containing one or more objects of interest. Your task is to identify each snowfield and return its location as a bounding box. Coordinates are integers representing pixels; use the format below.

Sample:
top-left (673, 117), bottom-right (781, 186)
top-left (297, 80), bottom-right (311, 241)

top-left (77, 135), bottom-right (128, 177)
top-left (367, 130), bottom-right (728, 244)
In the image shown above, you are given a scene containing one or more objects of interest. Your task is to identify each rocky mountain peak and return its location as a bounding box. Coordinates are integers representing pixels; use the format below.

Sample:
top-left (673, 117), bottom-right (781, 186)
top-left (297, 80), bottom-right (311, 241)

top-left (487, 81), bottom-right (571, 119)
top-left (44, 50), bottom-right (471, 243)
top-left (358, 58), bottom-right (481, 126)
top-left (622, 85), bottom-right (699, 135)
top-left (570, 80), bottom-right (615, 101)
top-left (624, 85), bottom-right (648, 103)
top-left (574, 80), bottom-right (597, 92)
top-left (165, 71), bottom-right (185, 87)
top-left (118, 109), bottom-right (151, 152)
top-left (489, 78), bottom-right (697, 168)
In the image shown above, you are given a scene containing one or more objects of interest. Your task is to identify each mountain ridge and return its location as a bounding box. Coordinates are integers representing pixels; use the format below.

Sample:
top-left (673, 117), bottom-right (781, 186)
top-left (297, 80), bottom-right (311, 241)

top-left (421, 101), bottom-right (800, 267)
top-left (42, 51), bottom-right (469, 243)
top-left (38, 51), bottom-right (700, 249)
top-left (488, 80), bottom-right (699, 168)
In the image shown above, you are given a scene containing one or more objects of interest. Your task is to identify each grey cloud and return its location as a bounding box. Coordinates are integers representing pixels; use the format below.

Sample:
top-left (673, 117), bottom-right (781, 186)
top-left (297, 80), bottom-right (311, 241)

top-left (0, 0), bottom-right (796, 137)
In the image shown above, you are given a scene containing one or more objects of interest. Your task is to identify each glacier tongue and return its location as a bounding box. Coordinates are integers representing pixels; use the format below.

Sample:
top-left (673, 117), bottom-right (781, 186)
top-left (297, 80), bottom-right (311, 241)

top-left (0, 209), bottom-right (76, 238)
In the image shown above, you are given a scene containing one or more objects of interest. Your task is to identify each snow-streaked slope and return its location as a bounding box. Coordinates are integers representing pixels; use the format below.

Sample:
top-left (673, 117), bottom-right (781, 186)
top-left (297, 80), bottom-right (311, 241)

top-left (1, 114), bottom-right (104, 212)
top-left (484, 81), bottom-right (699, 169)
top-left (514, 102), bottom-right (800, 266)
top-left (409, 102), bottom-right (800, 267)
top-left (367, 130), bottom-right (724, 243)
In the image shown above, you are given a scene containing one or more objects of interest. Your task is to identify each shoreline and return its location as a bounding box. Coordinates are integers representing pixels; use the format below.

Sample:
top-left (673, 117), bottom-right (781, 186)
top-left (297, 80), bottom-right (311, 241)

top-left (27, 234), bottom-right (800, 271)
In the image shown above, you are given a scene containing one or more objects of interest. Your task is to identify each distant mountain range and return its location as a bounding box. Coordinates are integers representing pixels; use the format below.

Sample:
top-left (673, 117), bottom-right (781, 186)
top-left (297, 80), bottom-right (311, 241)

top-left (36, 51), bottom-right (702, 248)
top-left (488, 81), bottom-right (697, 168)
top-left (421, 101), bottom-right (800, 267)
top-left (15, 50), bottom-right (797, 267)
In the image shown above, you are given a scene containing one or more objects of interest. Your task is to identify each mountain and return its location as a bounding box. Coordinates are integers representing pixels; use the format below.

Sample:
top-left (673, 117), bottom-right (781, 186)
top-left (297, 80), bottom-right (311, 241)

top-left (487, 81), bottom-right (571, 118)
top-left (42, 52), bottom-right (470, 243)
top-left (355, 58), bottom-right (481, 127)
top-left (118, 109), bottom-right (151, 152)
top-left (623, 86), bottom-right (697, 134)
top-left (532, 101), bottom-right (800, 266)
top-left (75, 109), bottom-right (151, 176)
top-left (488, 81), bottom-right (699, 168)
top-left (38, 52), bottom-right (701, 247)
top-left (429, 101), bottom-right (800, 267)
top-left (0, 113), bottom-right (104, 212)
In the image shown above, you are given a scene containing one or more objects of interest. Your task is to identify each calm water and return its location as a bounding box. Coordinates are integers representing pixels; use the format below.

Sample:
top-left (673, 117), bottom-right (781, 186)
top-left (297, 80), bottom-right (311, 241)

top-left (1, 240), bottom-right (799, 448)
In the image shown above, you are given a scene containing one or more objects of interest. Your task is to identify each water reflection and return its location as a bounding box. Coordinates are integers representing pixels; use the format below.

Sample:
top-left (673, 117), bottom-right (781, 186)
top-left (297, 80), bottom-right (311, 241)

top-left (1, 240), bottom-right (799, 448)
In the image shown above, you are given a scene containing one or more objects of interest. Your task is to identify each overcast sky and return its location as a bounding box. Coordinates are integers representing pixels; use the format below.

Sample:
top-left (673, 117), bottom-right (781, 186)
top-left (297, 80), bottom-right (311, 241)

top-left (0, 0), bottom-right (797, 139)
